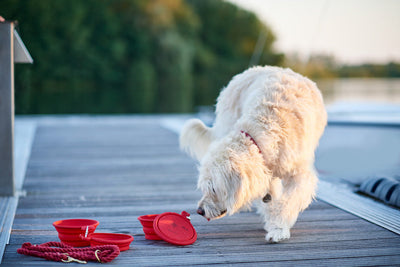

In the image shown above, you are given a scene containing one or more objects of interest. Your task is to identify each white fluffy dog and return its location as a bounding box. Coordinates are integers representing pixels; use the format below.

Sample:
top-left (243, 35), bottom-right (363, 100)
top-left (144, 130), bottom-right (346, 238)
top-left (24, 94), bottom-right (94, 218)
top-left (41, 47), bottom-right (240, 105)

top-left (180, 66), bottom-right (327, 243)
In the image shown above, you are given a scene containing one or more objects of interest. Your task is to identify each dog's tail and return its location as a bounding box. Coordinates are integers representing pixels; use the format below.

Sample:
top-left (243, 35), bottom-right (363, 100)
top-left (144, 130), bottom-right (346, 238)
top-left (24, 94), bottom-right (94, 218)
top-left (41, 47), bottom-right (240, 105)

top-left (180, 119), bottom-right (214, 161)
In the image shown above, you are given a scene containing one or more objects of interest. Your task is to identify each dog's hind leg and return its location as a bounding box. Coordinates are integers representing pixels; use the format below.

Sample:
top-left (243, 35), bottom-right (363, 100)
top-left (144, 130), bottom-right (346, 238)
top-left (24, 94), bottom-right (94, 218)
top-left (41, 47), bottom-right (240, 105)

top-left (180, 119), bottom-right (215, 161)
top-left (257, 169), bottom-right (318, 243)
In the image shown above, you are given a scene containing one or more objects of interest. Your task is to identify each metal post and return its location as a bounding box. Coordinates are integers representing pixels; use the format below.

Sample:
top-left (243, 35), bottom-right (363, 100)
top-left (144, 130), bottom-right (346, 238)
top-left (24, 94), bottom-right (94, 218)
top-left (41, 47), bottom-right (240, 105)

top-left (0, 22), bottom-right (15, 196)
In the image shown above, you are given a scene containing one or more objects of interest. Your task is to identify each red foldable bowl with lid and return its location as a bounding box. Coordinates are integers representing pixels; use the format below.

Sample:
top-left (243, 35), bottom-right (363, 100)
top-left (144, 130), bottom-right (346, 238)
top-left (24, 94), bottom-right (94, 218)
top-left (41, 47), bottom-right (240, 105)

top-left (138, 211), bottom-right (197, 246)
top-left (137, 214), bottom-right (162, 240)
top-left (53, 219), bottom-right (99, 247)
top-left (80, 233), bottom-right (134, 251)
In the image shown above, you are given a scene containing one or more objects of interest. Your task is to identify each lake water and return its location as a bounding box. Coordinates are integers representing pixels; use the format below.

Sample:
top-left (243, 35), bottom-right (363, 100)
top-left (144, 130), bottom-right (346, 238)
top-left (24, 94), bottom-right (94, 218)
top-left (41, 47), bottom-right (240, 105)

top-left (316, 78), bottom-right (400, 106)
top-left (314, 78), bottom-right (400, 183)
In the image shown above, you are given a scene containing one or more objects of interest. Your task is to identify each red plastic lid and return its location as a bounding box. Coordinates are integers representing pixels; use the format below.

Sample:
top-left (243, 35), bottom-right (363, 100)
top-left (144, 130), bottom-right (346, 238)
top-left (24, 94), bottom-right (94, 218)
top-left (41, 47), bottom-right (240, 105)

top-left (153, 211), bottom-right (197, 246)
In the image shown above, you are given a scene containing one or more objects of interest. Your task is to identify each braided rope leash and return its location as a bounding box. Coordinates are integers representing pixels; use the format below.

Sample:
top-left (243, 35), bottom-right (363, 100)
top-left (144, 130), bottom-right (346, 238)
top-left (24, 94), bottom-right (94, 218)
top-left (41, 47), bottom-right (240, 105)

top-left (17, 242), bottom-right (120, 263)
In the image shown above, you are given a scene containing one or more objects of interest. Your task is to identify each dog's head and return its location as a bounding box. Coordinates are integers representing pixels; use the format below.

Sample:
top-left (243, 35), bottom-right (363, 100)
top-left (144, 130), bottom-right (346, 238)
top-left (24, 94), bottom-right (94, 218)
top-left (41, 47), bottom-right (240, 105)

top-left (196, 134), bottom-right (269, 221)
top-left (196, 159), bottom-right (238, 220)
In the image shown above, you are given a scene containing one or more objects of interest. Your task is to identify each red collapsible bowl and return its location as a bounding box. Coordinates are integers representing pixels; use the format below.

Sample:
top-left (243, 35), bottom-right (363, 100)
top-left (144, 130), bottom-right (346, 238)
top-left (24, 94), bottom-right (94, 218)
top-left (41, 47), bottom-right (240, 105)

top-left (83, 233), bottom-right (134, 251)
top-left (137, 214), bottom-right (162, 240)
top-left (138, 211), bottom-right (197, 245)
top-left (53, 219), bottom-right (99, 247)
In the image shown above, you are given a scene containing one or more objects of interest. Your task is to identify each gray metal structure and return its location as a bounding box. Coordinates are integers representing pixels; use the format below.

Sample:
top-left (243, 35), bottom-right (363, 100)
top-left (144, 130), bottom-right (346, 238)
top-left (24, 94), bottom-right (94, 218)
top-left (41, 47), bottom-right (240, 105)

top-left (0, 21), bottom-right (32, 196)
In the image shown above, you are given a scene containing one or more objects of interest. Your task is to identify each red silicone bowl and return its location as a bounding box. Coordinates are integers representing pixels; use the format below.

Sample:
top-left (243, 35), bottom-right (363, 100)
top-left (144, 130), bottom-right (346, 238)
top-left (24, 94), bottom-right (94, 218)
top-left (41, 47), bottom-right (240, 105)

top-left (53, 219), bottom-right (99, 247)
top-left (81, 233), bottom-right (134, 251)
top-left (137, 214), bottom-right (162, 240)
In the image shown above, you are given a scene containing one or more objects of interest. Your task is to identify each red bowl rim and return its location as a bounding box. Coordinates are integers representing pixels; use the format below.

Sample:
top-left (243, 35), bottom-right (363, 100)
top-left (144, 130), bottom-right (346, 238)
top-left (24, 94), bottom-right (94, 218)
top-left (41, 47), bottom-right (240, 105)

top-left (88, 233), bottom-right (134, 244)
top-left (137, 214), bottom-right (159, 222)
top-left (53, 219), bottom-right (99, 229)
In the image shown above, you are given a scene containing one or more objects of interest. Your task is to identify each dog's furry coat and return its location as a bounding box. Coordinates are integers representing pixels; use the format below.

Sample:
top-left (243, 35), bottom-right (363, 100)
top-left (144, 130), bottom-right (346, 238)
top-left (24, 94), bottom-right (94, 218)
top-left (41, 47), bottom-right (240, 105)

top-left (180, 66), bottom-right (327, 242)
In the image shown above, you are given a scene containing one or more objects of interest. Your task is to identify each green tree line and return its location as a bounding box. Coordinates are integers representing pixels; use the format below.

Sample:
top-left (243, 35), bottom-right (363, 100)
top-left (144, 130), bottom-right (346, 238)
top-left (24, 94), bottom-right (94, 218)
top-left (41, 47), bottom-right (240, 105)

top-left (1, 0), bottom-right (283, 114)
top-left (337, 62), bottom-right (400, 78)
top-left (286, 54), bottom-right (400, 79)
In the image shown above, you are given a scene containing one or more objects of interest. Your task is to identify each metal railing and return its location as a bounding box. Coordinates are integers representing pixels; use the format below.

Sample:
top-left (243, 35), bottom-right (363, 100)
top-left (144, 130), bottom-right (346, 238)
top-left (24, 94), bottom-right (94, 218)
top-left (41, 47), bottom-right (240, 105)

top-left (0, 21), bottom-right (32, 196)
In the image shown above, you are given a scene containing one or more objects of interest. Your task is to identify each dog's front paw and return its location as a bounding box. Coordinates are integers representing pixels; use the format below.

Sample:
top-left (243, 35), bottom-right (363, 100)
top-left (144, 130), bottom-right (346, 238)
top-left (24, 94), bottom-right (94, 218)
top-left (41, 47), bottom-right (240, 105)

top-left (266, 228), bottom-right (290, 243)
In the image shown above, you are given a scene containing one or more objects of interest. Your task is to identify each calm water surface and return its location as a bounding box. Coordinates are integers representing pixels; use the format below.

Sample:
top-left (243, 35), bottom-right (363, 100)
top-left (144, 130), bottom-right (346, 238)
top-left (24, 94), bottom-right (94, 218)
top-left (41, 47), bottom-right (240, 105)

top-left (314, 78), bottom-right (400, 183)
top-left (316, 78), bottom-right (400, 106)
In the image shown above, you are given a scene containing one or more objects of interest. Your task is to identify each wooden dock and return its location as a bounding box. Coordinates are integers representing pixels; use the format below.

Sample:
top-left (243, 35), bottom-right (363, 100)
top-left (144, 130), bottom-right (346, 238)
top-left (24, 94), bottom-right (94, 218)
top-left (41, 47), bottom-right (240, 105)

top-left (2, 115), bottom-right (400, 266)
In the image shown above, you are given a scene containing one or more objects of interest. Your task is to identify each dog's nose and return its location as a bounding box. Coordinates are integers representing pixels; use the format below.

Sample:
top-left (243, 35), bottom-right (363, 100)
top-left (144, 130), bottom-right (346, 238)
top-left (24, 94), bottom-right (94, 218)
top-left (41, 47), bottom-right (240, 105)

top-left (197, 207), bottom-right (205, 216)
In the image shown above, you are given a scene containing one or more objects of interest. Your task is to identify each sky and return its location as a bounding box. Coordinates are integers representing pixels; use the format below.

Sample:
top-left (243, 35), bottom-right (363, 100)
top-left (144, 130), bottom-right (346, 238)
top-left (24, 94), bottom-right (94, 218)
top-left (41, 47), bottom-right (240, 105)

top-left (227, 0), bottom-right (400, 64)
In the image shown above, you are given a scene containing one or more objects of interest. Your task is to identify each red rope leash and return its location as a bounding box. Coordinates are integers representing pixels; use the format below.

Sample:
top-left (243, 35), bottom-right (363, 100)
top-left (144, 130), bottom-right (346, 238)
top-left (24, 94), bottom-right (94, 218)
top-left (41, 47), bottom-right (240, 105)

top-left (17, 242), bottom-right (120, 263)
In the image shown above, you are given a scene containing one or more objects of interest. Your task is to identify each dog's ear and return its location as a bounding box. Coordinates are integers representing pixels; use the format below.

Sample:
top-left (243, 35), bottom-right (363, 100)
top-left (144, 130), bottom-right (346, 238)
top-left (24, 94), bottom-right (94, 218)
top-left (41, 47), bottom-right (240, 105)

top-left (226, 141), bottom-right (272, 211)
top-left (221, 170), bottom-right (242, 215)
top-left (205, 157), bottom-right (241, 215)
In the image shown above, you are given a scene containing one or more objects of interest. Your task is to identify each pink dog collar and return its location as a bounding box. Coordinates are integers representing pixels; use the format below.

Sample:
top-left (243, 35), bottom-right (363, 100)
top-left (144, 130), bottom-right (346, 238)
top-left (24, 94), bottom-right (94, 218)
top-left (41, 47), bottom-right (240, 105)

top-left (240, 131), bottom-right (262, 154)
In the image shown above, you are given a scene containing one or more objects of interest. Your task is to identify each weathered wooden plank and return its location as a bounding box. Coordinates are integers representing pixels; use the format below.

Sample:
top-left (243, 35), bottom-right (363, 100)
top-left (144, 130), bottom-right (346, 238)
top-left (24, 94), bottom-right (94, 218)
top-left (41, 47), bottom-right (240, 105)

top-left (203, 255), bottom-right (400, 267)
top-left (6, 236), bottom-right (400, 256)
top-left (5, 244), bottom-right (400, 266)
top-left (7, 226), bottom-right (398, 248)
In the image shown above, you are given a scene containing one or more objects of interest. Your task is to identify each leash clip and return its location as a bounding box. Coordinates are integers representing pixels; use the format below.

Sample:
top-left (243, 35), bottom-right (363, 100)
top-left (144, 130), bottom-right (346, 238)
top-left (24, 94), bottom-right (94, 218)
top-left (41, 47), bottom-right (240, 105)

top-left (62, 255), bottom-right (87, 264)
top-left (95, 249), bottom-right (103, 263)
